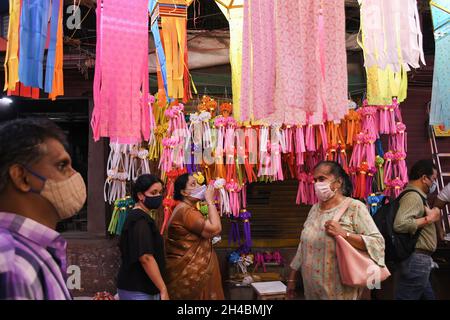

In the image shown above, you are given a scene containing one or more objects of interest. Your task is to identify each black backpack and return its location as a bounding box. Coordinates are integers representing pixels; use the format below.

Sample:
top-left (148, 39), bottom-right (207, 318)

top-left (372, 189), bottom-right (426, 263)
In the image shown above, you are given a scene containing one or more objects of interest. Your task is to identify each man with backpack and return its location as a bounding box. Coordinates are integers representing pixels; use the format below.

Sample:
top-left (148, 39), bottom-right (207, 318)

top-left (393, 159), bottom-right (441, 300)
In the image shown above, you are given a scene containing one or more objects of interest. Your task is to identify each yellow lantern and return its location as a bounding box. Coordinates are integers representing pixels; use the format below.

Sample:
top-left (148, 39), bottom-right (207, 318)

top-left (214, 0), bottom-right (244, 121)
top-left (157, 0), bottom-right (194, 102)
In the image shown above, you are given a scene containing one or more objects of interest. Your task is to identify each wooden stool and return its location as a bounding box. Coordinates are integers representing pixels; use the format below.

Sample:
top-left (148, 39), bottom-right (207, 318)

top-left (251, 281), bottom-right (287, 300)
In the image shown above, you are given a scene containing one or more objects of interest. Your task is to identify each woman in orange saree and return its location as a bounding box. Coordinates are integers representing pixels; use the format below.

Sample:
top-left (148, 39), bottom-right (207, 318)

top-left (165, 173), bottom-right (224, 300)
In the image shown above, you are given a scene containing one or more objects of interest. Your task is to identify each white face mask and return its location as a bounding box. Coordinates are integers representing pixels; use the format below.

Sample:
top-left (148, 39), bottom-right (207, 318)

top-left (314, 181), bottom-right (336, 202)
top-left (189, 185), bottom-right (207, 201)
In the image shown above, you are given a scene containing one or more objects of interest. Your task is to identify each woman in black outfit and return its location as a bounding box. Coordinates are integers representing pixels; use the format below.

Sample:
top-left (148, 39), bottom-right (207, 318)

top-left (117, 174), bottom-right (168, 300)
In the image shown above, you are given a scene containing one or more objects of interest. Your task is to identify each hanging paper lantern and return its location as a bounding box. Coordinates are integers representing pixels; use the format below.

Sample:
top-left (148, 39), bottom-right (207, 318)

top-left (157, 0), bottom-right (195, 102)
top-left (214, 0), bottom-right (244, 120)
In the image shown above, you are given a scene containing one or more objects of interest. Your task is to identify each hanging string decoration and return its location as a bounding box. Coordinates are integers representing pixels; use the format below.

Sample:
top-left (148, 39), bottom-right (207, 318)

top-left (108, 197), bottom-right (134, 236)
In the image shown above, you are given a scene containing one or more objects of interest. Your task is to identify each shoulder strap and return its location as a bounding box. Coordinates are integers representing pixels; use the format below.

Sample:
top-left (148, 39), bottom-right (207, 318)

top-left (332, 198), bottom-right (353, 222)
top-left (397, 189), bottom-right (427, 205)
top-left (397, 189), bottom-right (427, 238)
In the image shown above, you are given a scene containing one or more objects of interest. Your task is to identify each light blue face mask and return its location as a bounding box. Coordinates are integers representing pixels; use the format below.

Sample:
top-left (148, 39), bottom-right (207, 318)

top-left (426, 175), bottom-right (438, 194)
top-left (429, 180), bottom-right (438, 194)
top-left (190, 185), bottom-right (207, 200)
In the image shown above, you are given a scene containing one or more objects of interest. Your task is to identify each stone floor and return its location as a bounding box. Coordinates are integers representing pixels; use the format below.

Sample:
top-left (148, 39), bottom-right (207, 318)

top-left (65, 234), bottom-right (450, 300)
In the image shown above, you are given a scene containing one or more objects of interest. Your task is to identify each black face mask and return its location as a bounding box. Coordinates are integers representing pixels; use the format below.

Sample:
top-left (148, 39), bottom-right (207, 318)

top-left (143, 195), bottom-right (163, 210)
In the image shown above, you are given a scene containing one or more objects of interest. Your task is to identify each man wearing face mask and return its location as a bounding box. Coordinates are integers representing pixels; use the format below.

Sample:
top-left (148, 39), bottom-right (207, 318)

top-left (164, 173), bottom-right (224, 300)
top-left (394, 159), bottom-right (441, 300)
top-left (0, 118), bottom-right (87, 300)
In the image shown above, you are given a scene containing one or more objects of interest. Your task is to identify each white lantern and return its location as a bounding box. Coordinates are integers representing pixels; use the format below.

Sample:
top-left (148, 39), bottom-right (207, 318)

top-left (215, 0), bottom-right (244, 18)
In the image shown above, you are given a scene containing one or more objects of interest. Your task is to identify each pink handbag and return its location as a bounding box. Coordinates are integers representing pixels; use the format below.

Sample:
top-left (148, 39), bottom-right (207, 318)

top-left (333, 199), bottom-right (391, 288)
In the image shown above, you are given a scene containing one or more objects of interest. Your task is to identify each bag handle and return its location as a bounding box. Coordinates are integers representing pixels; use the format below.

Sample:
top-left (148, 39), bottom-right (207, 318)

top-left (332, 198), bottom-right (352, 222)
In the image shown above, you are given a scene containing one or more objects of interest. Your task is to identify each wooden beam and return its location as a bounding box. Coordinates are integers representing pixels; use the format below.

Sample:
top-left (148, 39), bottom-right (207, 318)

top-left (87, 98), bottom-right (108, 235)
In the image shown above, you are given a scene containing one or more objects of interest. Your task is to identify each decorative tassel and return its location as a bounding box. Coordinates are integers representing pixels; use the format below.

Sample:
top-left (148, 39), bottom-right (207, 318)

top-left (285, 151), bottom-right (297, 179)
top-left (284, 125), bottom-right (294, 153)
top-left (337, 143), bottom-right (349, 173)
top-left (214, 116), bottom-right (226, 179)
top-left (226, 180), bottom-right (241, 217)
top-left (253, 253), bottom-right (266, 273)
top-left (367, 194), bottom-right (386, 216)
top-left (391, 122), bottom-right (407, 153)
top-left (363, 133), bottom-right (377, 168)
top-left (375, 155), bottom-right (386, 191)
top-left (161, 197), bottom-right (178, 234)
top-left (344, 109), bottom-right (361, 146)
top-left (108, 197), bottom-right (134, 236)
top-left (165, 103), bottom-right (187, 135)
top-left (390, 177), bottom-right (405, 198)
top-left (270, 125), bottom-right (284, 181)
top-left (187, 112), bottom-right (201, 148)
top-left (305, 124), bottom-right (316, 152)
top-left (137, 147), bottom-right (151, 176)
top-left (354, 162), bottom-right (367, 199)
top-left (349, 132), bottom-right (365, 169)
top-left (295, 125), bottom-right (306, 167)
top-left (149, 124), bottom-right (168, 161)
top-left (107, 199), bottom-right (120, 235)
top-left (159, 137), bottom-right (179, 174)
top-left (225, 117), bottom-right (237, 182)
top-left (296, 172), bottom-right (308, 205)
top-left (359, 105), bottom-right (379, 137)
top-left (366, 167), bottom-right (377, 198)
top-left (104, 145), bottom-right (129, 204)
top-left (228, 216), bottom-right (241, 246)
top-left (392, 97), bottom-right (402, 127)
top-left (214, 178), bottom-right (231, 216)
top-left (199, 111), bottom-right (212, 149)
top-left (240, 209), bottom-right (252, 248)
top-left (383, 151), bottom-right (395, 186)
top-left (388, 100), bottom-right (398, 134)
top-left (375, 139), bottom-right (384, 158)
top-left (244, 126), bottom-right (258, 183)
top-left (258, 126), bottom-right (270, 178)
top-left (317, 123), bottom-right (328, 153)
top-left (378, 102), bottom-right (398, 135)
top-left (395, 151), bottom-right (408, 185)
top-left (307, 173), bottom-right (317, 205)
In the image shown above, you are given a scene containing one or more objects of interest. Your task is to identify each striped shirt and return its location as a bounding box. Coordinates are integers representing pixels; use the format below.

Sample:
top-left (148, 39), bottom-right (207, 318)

top-left (0, 212), bottom-right (72, 300)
